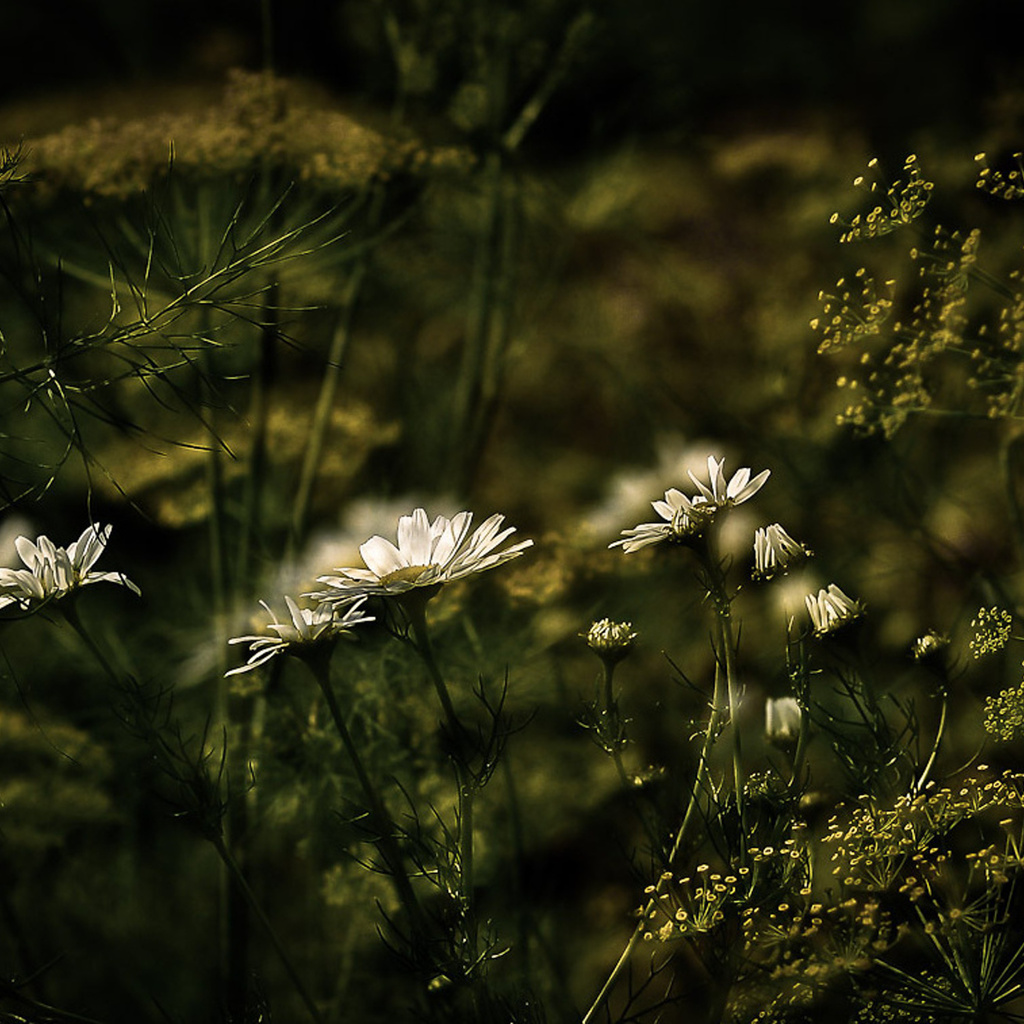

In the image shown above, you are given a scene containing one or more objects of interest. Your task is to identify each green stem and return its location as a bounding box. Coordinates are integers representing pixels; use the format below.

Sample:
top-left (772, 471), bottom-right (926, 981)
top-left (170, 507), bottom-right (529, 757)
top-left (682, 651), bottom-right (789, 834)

top-left (601, 661), bottom-right (663, 859)
top-left (0, 980), bottom-right (111, 1024)
top-left (407, 606), bottom-right (478, 962)
top-left (238, 280), bottom-right (276, 590)
top-left (408, 609), bottom-right (462, 741)
top-left (59, 599), bottom-right (123, 690)
top-left (307, 658), bottom-right (425, 934)
top-left (288, 238), bottom-right (373, 553)
top-left (212, 835), bottom-right (323, 1024)
top-left (787, 702), bottom-right (810, 798)
top-left (703, 547), bottom-right (745, 831)
top-left (915, 684), bottom-right (948, 793)
top-left (582, 654), bottom-right (729, 1024)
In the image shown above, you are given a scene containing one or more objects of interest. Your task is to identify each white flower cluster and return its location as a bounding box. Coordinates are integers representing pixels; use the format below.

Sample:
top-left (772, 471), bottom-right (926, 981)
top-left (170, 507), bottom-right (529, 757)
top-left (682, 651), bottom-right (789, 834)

top-left (608, 452), bottom-right (864, 639)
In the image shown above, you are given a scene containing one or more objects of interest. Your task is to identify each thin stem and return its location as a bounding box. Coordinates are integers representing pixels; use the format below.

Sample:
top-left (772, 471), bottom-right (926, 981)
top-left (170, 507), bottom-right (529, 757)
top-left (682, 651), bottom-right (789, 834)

top-left (307, 657), bottom-right (425, 934)
top-left (717, 602), bottom-right (746, 828)
top-left (409, 609), bottom-right (463, 741)
top-left (787, 702), bottom-right (810, 798)
top-left (237, 280), bottom-right (276, 589)
top-left (288, 242), bottom-right (372, 553)
top-left (212, 835), bottom-right (324, 1024)
top-left (915, 684), bottom-right (948, 793)
top-left (0, 980), bottom-right (111, 1024)
top-left (582, 655), bottom-right (728, 1024)
top-left (601, 661), bottom-right (629, 786)
top-left (699, 537), bottom-right (746, 830)
top-left (59, 600), bottom-right (120, 686)
top-left (600, 660), bottom-right (664, 860)
top-left (406, 606), bottom-right (479, 962)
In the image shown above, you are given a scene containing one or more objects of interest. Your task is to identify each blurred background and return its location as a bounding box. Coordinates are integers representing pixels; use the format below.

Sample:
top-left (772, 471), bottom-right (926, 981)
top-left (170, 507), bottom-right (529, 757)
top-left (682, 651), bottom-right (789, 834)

top-left (3, 2), bottom-right (1024, 1021)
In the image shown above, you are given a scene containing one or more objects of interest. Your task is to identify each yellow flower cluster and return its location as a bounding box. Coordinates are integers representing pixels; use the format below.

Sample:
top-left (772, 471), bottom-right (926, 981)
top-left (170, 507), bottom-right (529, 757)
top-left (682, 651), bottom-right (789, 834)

top-left (969, 606), bottom-right (1013, 658)
top-left (21, 70), bottom-right (474, 200)
top-left (828, 155), bottom-right (934, 244)
top-left (812, 269), bottom-right (895, 355)
top-left (822, 771), bottom-right (1024, 895)
top-left (975, 151), bottom-right (1024, 201)
top-left (984, 677), bottom-right (1024, 742)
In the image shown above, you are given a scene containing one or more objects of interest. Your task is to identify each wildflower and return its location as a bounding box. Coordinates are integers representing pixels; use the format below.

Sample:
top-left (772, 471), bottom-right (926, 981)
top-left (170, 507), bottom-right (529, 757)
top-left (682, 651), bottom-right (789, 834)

top-left (583, 618), bottom-right (637, 663)
top-left (611, 456), bottom-right (769, 554)
top-left (752, 523), bottom-right (812, 581)
top-left (312, 507), bottom-right (532, 600)
top-left (610, 488), bottom-right (712, 552)
top-left (765, 696), bottom-right (802, 743)
top-left (969, 607), bottom-right (1013, 658)
top-left (0, 524), bottom-right (140, 611)
top-left (227, 595), bottom-right (373, 676)
top-left (805, 584), bottom-right (864, 637)
top-left (983, 674), bottom-right (1024, 742)
top-left (688, 456), bottom-right (771, 509)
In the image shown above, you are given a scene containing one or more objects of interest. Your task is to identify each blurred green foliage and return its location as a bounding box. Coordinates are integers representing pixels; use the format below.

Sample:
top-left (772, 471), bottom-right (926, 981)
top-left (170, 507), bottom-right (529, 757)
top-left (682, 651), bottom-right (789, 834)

top-left (2, 2), bottom-right (1024, 1022)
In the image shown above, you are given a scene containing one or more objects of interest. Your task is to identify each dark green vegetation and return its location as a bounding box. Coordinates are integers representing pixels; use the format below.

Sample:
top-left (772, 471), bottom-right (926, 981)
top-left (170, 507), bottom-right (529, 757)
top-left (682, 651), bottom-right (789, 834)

top-left (3, 4), bottom-right (1024, 1022)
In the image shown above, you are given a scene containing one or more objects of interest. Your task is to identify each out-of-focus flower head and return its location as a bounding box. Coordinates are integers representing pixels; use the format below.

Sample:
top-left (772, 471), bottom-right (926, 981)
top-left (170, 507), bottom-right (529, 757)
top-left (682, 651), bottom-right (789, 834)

top-left (765, 696), bottom-right (802, 743)
top-left (912, 630), bottom-right (950, 663)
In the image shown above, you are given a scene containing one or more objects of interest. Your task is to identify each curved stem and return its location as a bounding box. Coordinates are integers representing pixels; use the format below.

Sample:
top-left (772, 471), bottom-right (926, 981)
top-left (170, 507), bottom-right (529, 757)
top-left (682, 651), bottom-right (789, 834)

top-left (307, 659), bottom-right (425, 933)
top-left (582, 655), bottom-right (728, 1024)
top-left (406, 606), bottom-right (478, 962)
top-left (915, 684), bottom-right (948, 793)
top-left (408, 608), bottom-right (463, 742)
top-left (601, 661), bottom-right (665, 861)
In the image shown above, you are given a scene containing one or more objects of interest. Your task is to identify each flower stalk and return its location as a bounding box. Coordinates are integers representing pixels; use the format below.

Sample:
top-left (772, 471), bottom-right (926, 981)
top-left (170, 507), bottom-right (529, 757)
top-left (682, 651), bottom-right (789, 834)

top-left (406, 604), bottom-right (479, 962)
top-left (305, 654), bottom-right (427, 938)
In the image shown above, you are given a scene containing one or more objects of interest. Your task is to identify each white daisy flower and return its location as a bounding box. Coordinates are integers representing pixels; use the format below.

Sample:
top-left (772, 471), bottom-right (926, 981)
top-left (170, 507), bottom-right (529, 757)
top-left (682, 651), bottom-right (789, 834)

top-left (0, 524), bottom-right (140, 611)
top-left (227, 594), bottom-right (373, 676)
top-left (312, 507), bottom-right (532, 599)
top-left (752, 523), bottom-right (812, 581)
top-left (765, 696), bottom-right (802, 743)
top-left (610, 488), bottom-right (713, 553)
top-left (805, 584), bottom-right (864, 637)
top-left (611, 456), bottom-right (770, 554)
top-left (688, 456), bottom-right (771, 509)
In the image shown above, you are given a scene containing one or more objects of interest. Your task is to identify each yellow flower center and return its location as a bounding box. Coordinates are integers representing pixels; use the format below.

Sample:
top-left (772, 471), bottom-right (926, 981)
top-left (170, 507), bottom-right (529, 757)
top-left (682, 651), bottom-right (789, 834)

top-left (378, 564), bottom-right (433, 586)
